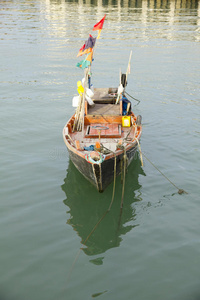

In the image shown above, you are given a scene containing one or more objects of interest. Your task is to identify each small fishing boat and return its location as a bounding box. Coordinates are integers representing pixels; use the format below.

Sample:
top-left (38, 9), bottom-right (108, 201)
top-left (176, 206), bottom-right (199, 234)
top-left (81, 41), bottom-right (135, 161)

top-left (63, 16), bottom-right (142, 192)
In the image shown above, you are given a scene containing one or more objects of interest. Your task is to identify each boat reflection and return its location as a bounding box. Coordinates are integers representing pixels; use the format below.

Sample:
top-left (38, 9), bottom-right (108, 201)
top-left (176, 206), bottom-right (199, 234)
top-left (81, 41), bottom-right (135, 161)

top-left (62, 152), bottom-right (145, 262)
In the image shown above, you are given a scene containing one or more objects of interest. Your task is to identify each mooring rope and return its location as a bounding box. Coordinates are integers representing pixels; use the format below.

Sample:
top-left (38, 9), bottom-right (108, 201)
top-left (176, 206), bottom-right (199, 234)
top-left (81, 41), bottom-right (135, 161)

top-left (142, 152), bottom-right (188, 195)
top-left (108, 154), bottom-right (117, 211)
top-left (99, 163), bottom-right (102, 192)
top-left (123, 136), bottom-right (187, 195)
top-left (125, 91), bottom-right (141, 105)
top-left (120, 158), bottom-right (123, 184)
top-left (120, 147), bottom-right (127, 209)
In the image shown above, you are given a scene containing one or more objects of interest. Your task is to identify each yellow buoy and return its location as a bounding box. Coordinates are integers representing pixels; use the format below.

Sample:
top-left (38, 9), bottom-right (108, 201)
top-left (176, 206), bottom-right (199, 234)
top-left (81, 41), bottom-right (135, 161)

top-left (77, 81), bottom-right (84, 95)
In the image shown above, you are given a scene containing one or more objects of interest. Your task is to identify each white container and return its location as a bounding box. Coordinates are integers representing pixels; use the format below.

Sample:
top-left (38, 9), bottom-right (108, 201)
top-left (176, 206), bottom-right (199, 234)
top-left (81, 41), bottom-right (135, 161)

top-left (86, 88), bottom-right (94, 98)
top-left (72, 95), bottom-right (80, 107)
top-left (85, 95), bottom-right (94, 106)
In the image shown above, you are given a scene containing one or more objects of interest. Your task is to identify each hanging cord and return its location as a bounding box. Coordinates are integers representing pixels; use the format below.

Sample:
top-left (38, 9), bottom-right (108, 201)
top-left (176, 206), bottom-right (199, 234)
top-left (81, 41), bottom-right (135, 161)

top-left (108, 155), bottom-right (117, 211)
top-left (120, 147), bottom-right (127, 209)
top-left (118, 147), bottom-right (128, 229)
top-left (97, 145), bottom-right (117, 209)
top-left (142, 152), bottom-right (188, 195)
top-left (125, 91), bottom-right (141, 105)
top-left (124, 123), bottom-right (134, 141)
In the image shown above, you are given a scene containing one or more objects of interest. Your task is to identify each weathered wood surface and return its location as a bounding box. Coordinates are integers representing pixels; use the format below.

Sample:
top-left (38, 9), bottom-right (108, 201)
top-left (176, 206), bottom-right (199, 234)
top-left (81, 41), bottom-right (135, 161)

top-left (92, 88), bottom-right (118, 103)
top-left (88, 104), bottom-right (120, 115)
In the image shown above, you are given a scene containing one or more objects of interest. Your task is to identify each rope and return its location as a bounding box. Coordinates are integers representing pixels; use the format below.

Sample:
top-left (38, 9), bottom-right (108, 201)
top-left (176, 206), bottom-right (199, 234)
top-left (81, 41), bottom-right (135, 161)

top-left (124, 124), bottom-right (134, 141)
top-left (120, 148), bottom-right (127, 209)
top-left (120, 157), bottom-right (123, 183)
top-left (123, 135), bottom-right (187, 195)
top-left (99, 163), bottom-right (102, 192)
top-left (125, 91), bottom-right (141, 105)
top-left (108, 155), bottom-right (117, 211)
top-left (67, 154), bottom-right (118, 284)
top-left (142, 152), bottom-right (188, 195)
top-left (100, 144), bottom-right (112, 154)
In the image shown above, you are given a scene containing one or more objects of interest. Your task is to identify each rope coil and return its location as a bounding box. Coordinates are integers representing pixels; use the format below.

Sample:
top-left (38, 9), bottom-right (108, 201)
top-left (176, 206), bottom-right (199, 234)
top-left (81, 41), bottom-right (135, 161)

top-left (85, 152), bottom-right (105, 164)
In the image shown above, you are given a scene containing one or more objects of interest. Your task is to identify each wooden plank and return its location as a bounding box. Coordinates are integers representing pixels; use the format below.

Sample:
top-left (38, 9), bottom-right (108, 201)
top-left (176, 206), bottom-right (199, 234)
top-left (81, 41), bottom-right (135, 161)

top-left (92, 88), bottom-right (118, 104)
top-left (88, 104), bottom-right (120, 116)
top-left (85, 123), bottom-right (121, 138)
top-left (84, 115), bottom-right (122, 125)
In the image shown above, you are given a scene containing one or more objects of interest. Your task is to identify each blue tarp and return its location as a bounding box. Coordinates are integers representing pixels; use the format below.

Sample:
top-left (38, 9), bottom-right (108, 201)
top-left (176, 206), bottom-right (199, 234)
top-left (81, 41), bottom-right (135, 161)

top-left (122, 96), bottom-right (131, 115)
top-left (84, 145), bottom-right (94, 151)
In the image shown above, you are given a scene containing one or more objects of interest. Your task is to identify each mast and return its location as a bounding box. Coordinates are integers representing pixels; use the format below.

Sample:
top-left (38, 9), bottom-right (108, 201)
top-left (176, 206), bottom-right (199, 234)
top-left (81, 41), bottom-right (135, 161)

top-left (81, 69), bottom-right (89, 138)
top-left (124, 50), bottom-right (132, 94)
top-left (76, 15), bottom-right (106, 137)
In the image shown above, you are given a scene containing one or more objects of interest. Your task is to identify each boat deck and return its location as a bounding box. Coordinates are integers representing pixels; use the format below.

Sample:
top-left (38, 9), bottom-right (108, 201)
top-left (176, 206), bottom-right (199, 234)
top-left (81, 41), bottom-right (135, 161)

top-left (71, 125), bottom-right (135, 153)
top-left (88, 103), bottom-right (120, 116)
top-left (64, 88), bottom-right (140, 154)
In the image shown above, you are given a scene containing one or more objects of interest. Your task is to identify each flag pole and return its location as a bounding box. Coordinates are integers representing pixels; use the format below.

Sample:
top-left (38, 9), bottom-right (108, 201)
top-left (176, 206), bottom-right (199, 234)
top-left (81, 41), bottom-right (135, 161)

top-left (124, 50), bottom-right (132, 93)
top-left (126, 50), bottom-right (132, 79)
top-left (77, 15), bottom-right (106, 136)
top-left (81, 68), bottom-right (89, 137)
top-left (87, 15), bottom-right (106, 89)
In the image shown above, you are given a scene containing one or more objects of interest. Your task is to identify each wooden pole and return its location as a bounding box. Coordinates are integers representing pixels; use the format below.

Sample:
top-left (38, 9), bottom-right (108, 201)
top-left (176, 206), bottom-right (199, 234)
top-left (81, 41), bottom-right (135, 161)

top-left (81, 69), bottom-right (89, 138)
top-left (124, 50), bottom-right (132, 93)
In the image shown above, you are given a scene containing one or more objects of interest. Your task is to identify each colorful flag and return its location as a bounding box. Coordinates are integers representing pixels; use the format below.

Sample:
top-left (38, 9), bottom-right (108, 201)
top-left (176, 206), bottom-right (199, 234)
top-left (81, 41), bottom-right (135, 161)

top-left (77, 43), bottom-right (85, 57)
top-left (76, 51), bottom-right (93, 69)
top-left (85, 50), bottom-right (93, 63)
top-left (79, 43), bottom-right (85, 52)
top-left (76, 59), bottom-right (91, 69)
top-left (93, 15), bottom-right (106, 31)
top-left (77, 35), bottom-right (96, 57)
top-left (77, 47), bottom-right (92, 57)
top-left (85, 35), bottom-right (96, 49)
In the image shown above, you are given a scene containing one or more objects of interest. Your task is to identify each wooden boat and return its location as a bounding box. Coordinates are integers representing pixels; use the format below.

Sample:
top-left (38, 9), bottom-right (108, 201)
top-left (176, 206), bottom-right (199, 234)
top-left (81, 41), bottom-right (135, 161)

top-left (63, 85), bottom-right (142, 192)
top-left (63, 18), bottom-right (142, 192)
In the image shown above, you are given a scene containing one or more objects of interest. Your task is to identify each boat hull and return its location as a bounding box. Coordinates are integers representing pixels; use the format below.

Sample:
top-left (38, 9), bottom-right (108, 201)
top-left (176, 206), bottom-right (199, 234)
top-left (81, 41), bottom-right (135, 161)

top-left (67, 145), bottom-right (138, 192)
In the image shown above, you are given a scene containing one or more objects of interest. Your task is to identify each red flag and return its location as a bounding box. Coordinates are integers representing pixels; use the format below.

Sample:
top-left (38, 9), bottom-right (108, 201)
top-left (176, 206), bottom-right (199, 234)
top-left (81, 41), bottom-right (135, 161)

top-left (93, 14), bottom-right (106, 31)
top-left (79, 44), bottom-right (85, 52)
top-left (77, 43), bottom-right (85, 57)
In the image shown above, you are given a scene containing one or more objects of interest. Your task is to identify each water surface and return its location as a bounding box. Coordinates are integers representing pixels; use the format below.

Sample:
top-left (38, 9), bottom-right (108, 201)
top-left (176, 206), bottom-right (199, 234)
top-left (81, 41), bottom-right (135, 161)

top-left (1, 0), bottom-right (200, 299)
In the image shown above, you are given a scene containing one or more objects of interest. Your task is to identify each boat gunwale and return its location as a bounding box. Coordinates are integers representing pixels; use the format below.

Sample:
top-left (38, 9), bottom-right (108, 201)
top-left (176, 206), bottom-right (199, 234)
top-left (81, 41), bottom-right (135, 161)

top-left (62, 113), bottom-right (142, 162)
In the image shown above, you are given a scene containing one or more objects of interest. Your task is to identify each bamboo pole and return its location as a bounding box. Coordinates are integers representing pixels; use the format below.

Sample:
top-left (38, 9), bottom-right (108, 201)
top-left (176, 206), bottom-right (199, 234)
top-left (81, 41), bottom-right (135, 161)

top-left (124, 50), bottom-right (132, 93)
top-left (81, 69), bottom-right (89, 137)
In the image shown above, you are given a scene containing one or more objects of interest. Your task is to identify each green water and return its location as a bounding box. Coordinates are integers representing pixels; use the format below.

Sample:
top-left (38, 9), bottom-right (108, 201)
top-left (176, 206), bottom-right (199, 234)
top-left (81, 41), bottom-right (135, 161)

top-left (1, 0), bottom-right (200, 299)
